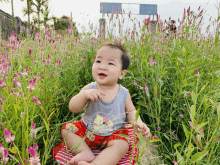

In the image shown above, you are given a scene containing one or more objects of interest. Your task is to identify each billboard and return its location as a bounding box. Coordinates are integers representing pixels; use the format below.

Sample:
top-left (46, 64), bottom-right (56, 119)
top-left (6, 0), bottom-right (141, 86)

top-left (100, 2), bottom-right (122, 14)
top-left (100, 2), bottom-right (157, 15)
top-left (139, 4), bottom-right (157, 15)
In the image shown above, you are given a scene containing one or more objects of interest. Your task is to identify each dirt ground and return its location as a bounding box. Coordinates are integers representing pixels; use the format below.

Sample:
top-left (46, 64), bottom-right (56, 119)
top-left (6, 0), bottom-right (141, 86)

top-left (139, 143), bottom-right (162, 165)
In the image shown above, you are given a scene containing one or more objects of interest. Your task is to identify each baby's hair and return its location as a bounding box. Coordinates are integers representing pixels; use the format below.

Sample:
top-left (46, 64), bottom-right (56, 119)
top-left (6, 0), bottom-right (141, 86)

top-left (95, 40), bottom-right (130, 70)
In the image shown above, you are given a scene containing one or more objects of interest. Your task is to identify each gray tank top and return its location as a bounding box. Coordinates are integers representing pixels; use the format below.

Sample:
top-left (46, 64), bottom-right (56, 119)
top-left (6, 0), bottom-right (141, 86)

top-left (82, 82), bottom-right (129, 136)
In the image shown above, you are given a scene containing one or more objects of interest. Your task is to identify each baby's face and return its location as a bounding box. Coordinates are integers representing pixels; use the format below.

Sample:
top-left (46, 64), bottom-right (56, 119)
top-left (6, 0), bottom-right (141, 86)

top-left (92, 46), bottom-right (123, 86)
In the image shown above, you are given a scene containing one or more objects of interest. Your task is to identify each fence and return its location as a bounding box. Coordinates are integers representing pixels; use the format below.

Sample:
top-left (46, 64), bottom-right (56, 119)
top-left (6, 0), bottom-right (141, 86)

top-left (0, 9), bottom-right (34, 40)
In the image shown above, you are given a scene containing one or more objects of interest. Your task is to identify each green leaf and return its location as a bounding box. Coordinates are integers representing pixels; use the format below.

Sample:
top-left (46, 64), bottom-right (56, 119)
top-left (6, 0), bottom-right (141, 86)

top-left (195, 122), bottom-right (207, 136)
top-left (182, 122), bottom-right (189, 140)
top-left (135, 106), bottom-right (140, 121)
top-left (176, 150), bottom-right (184, 165)
top-left (149, 139), bottom-right (160, 142)
top-left (170, 117), bottom-right (173, 124)
top-left (186, 142), bottom-right (194, 159)
top-left (174, 143), bottom-right (181, 149)
top-left (191, 150), bottom-right (209, 162)
top-left (191, 91), bottom-right (197, 106)
top-left (137, 132), bottom-right (146, 143)
top-left (137, 100), bottom-right (149, 109)
top-left (217, 103), bottom-right (220, 122)
top-left (182, 47), bottom-right (186, 56)
top-left (190, 105), bottom-right (196, 121)
top-left (197, 82), bottom-right (208, 96)
top-left (215, 70), bottom-right (220, 75)
top-left (117, 134), bottom-right (131, 139)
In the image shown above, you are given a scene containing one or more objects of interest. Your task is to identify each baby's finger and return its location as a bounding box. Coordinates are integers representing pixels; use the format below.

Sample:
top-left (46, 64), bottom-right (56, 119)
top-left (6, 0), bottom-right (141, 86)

top-left (97, 92), bottom-right (104, 101)
top-left (91, 95), bottom-right (96, 102)
top-left (98, 90), bottom-right (106, 96)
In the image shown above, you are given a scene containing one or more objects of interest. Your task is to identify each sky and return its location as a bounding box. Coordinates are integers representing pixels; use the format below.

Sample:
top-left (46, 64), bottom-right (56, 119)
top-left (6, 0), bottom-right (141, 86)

top-left (0, 0), bottom-right (219, 38)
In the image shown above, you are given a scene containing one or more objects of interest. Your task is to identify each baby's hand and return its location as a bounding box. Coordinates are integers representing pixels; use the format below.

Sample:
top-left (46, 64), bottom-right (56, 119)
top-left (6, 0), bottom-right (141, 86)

top-left (134, 122), bottom-right (150, 141)
top-left (84, 89), bottom-right (106, 102)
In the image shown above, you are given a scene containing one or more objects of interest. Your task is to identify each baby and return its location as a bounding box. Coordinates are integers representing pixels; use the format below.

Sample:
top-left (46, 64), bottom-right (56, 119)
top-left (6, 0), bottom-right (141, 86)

top-left (61, 40), bottom-right (150, 165)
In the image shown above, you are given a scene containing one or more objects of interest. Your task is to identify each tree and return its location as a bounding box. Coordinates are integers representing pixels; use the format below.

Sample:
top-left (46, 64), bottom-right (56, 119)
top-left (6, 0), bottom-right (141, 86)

top-left (11, 0), bottom-right (14, 17)
top-left (53, 15), bottom-right (79, 36)
top-left (0, 0), bottom-right (9, 3)
top-left (21, 0), bottom-right (33, 26)
top-left (42, 1), bottom-right (52, 28)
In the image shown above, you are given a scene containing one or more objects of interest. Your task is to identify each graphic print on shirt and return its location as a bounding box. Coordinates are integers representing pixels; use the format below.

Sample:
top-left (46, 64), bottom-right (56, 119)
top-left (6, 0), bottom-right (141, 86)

top-left (93, 114), bottom-right (113, 134)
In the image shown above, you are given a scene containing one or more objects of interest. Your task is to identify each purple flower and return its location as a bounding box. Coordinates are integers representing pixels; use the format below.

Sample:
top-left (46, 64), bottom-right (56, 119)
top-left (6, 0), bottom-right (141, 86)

top-left (144, 82), bottom-right (149, 98)
top-left (153, 135), bottom-right (158, 139)
top-left (135, 57), bottom-right (138, 61)
top-left (139, 85), bottom-right (143, 90)
top-left (157, 127), bottom-right (161, 131)
top-left (13, 79), bottom-right (21, 87)
top-left (0, 97), bottom-right (4, 104)
top-left (0, 81), bottom-right (7, 88)
top-left (29, 49), bottom-right (32, 55)
top-left (32, 122), bottom-right (35, 129)
top-left (24, 159), bottom-right (28, 163)
top-left (158, 77), bottom-right (162, 82)
top-left (4, 128), bottom-right (15, 143)
top-left (29, 147), bottom-right (37, 157)
top-left (33, 142), bottom-right (39, 150)
top-left (196, 68), bottom-right (199, 74)
top-left (33, 96), bottom-right (41, 106)
top-left (133, 80), bottom-right (137, 86)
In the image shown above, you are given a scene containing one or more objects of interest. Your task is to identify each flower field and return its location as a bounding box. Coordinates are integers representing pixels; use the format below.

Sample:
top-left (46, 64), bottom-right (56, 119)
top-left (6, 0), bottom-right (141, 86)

top-left (0, 6), bottom-right (220, 165)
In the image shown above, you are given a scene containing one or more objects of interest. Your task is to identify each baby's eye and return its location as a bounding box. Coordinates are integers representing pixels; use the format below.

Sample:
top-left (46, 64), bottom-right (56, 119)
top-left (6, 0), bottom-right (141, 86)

top-left (96, 60), bottom-right (101, 63)
top-left (109, 63), bottom-right (114, 65)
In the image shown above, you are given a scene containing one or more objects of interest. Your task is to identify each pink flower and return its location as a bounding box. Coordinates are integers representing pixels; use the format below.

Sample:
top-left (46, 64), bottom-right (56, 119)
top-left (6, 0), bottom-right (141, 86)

top-left (29, 49), bottom-right (32, 55)
top-left (0, 81), bottom-right (7, 88)
top-left (157, 127), bottom-right (161, 131)
top-left (139, 85), bottom-right (143, 90)
top-left (33, 142), bottom-right (38, 150)
top-left (29, 147), bottom-right (37, 157)
top-left (186, 92), bottom-right (192, 94)
top-left (153, 135), bottom-right (158, 139)
top-left (0, 97), bottom-right (4, 104)
top-left (24, 159), bottom-right (28, 163)
top-left (51, 72), bottom-right (54, 77)
top-left (135, 57), bottom-right (138, 61)
top-left (17, 72), bottom-right (28, 77)
top-left (13, 79), bottom-right (21, 88)
top-left (4, 128), bottom-right (15, 143)
top-left (29, 147), bottom-right (40, 165)
top-left (179, 114), bottom-right (183, 118)
top-left (196, 68), bottom-right (199, 74)
top-left (33, 96), bottom-right (41, 106)
top-left (20, 112), bottom-right (24, 120)
top-left (1, 149), bottom-right (9, 164)
top-left (27, 77), bottom-right (36, 92)
top-left (133, 80), bottom-right (137, 86)
top-left (32, 121), bottom-right (35, 129)
top-left (181, 66), bottom-right (184, 70)
top-left (144, 82), bottom-right (149, 98)
top-left (158, 77), bottom-right (162, 82)
top-left (29, 156), bottom-right (40, 165)
top-left (0, 143), bottom-right (4, 157)
top-left (149, 56), bottom-right (156, 67)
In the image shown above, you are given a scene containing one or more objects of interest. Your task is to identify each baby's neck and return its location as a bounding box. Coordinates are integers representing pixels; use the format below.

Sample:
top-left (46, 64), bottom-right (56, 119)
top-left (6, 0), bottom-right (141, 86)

top-left (96, 83), bottom-right (119, 92)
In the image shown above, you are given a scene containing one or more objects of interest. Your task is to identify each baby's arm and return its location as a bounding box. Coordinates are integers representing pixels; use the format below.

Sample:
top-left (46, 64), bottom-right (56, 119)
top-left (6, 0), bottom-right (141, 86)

top-left (69, 84), bottom-right (90, 113)
top-left (125, 92), bottom-right (144, 125)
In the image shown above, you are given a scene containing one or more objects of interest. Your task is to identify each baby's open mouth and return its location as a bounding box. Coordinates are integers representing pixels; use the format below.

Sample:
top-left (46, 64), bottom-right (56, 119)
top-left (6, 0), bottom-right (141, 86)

top-left (98, 73), bottom-right (107, 78)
